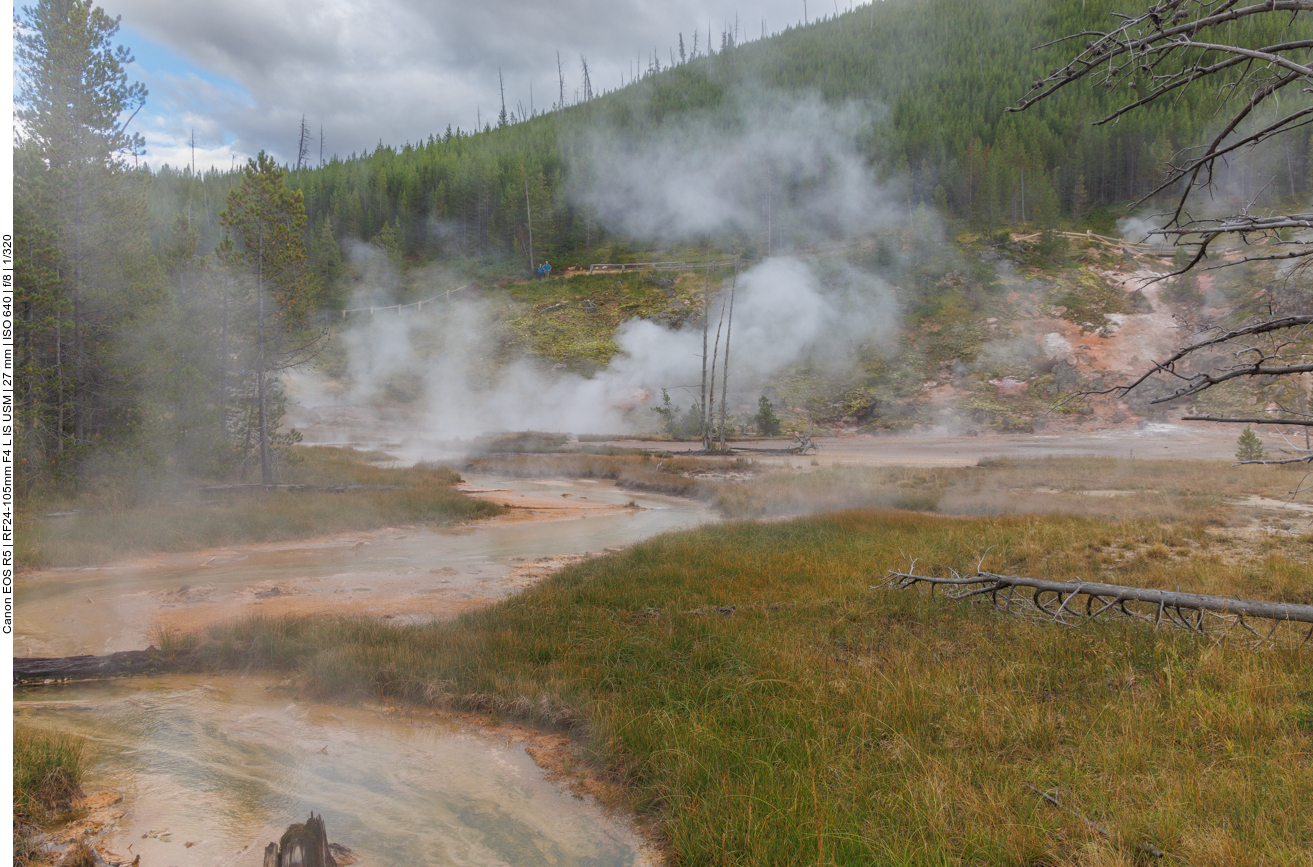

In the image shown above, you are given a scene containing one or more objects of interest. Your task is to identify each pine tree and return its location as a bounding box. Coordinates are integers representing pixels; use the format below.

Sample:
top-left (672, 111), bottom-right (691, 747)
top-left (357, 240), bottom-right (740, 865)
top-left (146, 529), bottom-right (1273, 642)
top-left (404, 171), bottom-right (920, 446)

top-left (220, 153), bottom-right (320, 485)
top-left (14, 0), bottom-right (161, 485)
top-left (649, 388), bottom-right (681, 437)
top-left (1236, 427), bottom-right (1265, 463)
top-left (755, 396), bottom-right (781, 437)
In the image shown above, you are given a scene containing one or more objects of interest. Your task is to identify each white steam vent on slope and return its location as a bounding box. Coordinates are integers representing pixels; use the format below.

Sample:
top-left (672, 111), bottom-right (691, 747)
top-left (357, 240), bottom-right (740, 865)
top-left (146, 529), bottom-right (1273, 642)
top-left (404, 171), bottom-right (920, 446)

top-left (291, 257), bottom-right (898, 443)
top-left (288, 92), bottom-right (912, 445)
top-left (572, 93), bottom-right (902, 245)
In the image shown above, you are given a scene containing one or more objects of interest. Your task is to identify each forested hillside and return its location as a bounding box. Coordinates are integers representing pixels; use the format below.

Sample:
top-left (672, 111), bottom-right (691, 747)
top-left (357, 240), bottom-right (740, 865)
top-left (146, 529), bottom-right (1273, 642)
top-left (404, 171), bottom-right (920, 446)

top-left (17, 0), bottom-right (1311, 492)
top-left (152, 0), bottom-right (1313, 272)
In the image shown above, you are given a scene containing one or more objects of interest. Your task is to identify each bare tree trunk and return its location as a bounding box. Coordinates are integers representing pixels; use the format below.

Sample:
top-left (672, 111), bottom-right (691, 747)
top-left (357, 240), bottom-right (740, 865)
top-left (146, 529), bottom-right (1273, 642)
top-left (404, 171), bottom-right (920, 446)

top-left (72, 263), bottom-right (85, 446)
top-left (257, 225), bottom-right (273, 486)
top-left (708, 297), bottom-right (726, 450)
top-left (71, 168), bottom-right (86, 448)
top-left (719, 258), bottom-right (737, 451)
top-left (700, 257), bottom-right (711, 450)
top-left (218, 273), bottom-right (229, 438)
top-left (54, 311), bottom-right (64, 454)
top-left (557, 51), bottom-right (566, 108)
top-left (524, 172), bottom-right (534, 272)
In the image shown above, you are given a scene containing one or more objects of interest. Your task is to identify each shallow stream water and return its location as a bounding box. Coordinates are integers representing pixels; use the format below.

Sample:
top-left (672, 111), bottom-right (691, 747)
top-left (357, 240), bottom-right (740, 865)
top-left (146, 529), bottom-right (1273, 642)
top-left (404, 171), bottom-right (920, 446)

top-left (18, 475), bottom-right (712, 657)
top-left (15, 475), bottom-right (712, 865)
top-left (15, 675), bottom-right (648, 866)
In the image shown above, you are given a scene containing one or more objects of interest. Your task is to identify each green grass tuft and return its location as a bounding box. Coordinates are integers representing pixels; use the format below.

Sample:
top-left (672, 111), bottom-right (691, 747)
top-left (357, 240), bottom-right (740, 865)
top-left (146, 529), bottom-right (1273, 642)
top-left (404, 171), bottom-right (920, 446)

top-left (14, 724), bottom-right (87, 822)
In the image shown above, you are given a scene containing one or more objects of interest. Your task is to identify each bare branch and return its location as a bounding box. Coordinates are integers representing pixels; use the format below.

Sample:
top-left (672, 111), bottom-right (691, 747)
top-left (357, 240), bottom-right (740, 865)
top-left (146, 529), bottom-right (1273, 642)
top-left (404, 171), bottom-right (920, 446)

top-left (1009, 0), bottom-right (1313, 274)
top-left (1183, 415), bottom-right (1313, 426)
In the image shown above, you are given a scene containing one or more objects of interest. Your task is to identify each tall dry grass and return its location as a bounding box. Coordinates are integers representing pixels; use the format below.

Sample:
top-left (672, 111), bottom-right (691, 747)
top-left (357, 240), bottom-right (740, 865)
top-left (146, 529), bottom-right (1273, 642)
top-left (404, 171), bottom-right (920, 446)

top-left (714, 456), bottom-right (1308, 525)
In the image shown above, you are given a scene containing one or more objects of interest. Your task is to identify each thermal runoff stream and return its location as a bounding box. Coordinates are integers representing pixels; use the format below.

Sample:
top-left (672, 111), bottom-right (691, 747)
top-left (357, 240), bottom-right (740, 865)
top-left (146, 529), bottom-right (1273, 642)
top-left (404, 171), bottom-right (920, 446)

top-left (18, 477), bottom-right (712, 658)
top-left (15, 676), bottom-right (648, 866)
top-left (14, 477), bottom-right (713, 865)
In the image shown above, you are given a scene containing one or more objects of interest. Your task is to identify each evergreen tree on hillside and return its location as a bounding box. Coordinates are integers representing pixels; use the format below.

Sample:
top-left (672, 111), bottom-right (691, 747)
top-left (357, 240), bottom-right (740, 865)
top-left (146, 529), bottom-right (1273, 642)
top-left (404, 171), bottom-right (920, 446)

top-left (14, 0), bottom-right (162, 488)
top-left (133, 0), bottom-right (1313, 271)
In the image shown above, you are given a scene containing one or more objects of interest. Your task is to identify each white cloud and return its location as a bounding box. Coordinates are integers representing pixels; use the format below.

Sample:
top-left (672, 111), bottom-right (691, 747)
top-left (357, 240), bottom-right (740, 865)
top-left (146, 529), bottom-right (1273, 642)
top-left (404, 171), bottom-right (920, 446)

top-left (100, 0), bottom-right (848, 165)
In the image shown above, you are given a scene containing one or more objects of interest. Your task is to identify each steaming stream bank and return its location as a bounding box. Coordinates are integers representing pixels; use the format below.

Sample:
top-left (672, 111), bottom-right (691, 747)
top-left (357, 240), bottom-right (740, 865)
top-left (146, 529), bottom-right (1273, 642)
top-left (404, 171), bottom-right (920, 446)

top-left (15, 476), bottom-right (713, 865)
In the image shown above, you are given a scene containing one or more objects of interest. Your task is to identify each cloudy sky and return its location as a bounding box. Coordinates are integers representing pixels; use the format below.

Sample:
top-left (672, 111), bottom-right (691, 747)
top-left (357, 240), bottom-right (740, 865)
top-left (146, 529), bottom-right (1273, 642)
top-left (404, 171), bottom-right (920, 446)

top-left (97, 0), bottom-right (862, 171)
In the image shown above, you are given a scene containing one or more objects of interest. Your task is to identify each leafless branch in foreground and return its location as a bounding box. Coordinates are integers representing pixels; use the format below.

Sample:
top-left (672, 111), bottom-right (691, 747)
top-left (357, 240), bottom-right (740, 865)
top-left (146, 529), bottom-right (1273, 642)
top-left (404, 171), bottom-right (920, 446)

top-left (1072, 309), bottom-right (1313, 425)
top-left (1010, 0), bottom-right (1313, 274)
top-left (878, 566), bottom-right (1313, 648)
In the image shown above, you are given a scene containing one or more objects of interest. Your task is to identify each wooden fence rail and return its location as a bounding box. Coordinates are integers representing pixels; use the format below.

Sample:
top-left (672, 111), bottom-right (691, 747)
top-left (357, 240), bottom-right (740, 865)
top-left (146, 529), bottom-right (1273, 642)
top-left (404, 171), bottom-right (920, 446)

top-left (341, 284), bottom-right (469, 318)
top-left (589, 259), bottom-right (739, 274)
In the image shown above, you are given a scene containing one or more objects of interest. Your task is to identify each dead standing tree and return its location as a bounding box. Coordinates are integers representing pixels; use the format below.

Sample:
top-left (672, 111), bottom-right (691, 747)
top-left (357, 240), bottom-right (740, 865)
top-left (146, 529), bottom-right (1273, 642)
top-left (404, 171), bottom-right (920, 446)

top-left (701, 258), bottom-right (713, 450)
top-left (719, 258), bottom-right (738, 451)
top-left (295, 114), bottom-right (311, 175)
top-left (1010, 0), bottom-right (1313, 462)
top-left (698, 256), bottom-right (740, 452)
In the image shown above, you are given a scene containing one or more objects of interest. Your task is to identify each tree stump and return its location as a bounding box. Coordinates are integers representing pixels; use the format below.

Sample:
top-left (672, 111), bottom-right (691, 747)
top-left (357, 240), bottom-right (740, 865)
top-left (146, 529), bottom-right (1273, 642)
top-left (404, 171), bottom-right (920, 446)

top-left (262, 813), bottom-right (344, 867)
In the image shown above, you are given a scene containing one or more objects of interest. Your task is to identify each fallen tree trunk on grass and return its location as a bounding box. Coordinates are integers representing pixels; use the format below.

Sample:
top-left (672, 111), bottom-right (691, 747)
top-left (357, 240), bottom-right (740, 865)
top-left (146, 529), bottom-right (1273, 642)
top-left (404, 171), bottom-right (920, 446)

top-left (14, 649), bottom-right (197, 685)
top-left (880, 569), bottom-right (1313, 645)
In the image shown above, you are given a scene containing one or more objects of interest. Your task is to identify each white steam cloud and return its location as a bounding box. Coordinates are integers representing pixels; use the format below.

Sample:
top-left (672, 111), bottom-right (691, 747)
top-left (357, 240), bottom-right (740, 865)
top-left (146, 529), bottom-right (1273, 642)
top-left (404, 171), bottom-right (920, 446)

top-left (288, 92), bottom-right (914, 445)
top-left (571, 93), bottom-right (900, 245)
top-left (292, 256), bottom-right (897, 442)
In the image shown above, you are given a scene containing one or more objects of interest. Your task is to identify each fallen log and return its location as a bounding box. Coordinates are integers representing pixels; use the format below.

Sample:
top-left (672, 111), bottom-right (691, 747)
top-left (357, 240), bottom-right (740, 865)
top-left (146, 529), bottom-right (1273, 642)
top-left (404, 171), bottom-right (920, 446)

top-left (880, 568), bottom-right (1313, 645)
top-left (14, 648), bottom-right (197, 685)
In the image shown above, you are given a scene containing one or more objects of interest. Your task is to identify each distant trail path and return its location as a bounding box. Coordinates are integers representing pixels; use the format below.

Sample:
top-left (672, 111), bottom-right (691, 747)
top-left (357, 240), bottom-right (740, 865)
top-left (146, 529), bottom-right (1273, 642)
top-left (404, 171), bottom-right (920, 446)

top-left (597, 423), bottom-right (1243, 467)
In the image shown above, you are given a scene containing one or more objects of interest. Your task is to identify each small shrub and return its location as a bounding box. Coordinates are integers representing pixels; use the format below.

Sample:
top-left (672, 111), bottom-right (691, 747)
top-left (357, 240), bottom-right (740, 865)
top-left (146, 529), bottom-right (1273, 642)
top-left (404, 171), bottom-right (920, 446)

top-left (650, 388), bottom-right (681, 437)
top-left (754, 396), bottom-right (782, 437)
top-left (1237, 427), bottom-right (1266, 462)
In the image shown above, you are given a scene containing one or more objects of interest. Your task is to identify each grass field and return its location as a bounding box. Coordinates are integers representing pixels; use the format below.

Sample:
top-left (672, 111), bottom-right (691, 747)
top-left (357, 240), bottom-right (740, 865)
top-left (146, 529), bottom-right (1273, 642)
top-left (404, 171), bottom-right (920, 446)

top-left (192, 502), bottom-right (1313, 866)
top-left (17, 447), bottom-right (504, 569)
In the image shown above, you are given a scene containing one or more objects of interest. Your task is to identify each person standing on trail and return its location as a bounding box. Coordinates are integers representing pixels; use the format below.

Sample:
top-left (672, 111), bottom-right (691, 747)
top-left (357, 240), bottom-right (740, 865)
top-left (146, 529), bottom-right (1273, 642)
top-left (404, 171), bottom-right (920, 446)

top-left (543, 261), bottom-right (551, 277)
top-left (536, 263), bottom-right (545, 278)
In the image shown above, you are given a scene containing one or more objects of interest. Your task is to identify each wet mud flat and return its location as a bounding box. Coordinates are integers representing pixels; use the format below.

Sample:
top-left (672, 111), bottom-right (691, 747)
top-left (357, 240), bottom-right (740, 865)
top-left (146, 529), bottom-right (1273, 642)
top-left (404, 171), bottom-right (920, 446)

top-left (16, 476), bottom-right (712, 658)
top-left (14, 675), bottom-right (654, 867)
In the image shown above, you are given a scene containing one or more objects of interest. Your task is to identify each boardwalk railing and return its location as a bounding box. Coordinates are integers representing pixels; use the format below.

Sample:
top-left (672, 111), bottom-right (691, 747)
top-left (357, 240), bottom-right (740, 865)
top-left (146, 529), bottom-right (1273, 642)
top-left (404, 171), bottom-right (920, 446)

top-left (1004, 230), bottom-right (1174, 257)
top-left (588, 259), bottom-right (739, 274)
top-left (341, 284), bottom-right (469, 318)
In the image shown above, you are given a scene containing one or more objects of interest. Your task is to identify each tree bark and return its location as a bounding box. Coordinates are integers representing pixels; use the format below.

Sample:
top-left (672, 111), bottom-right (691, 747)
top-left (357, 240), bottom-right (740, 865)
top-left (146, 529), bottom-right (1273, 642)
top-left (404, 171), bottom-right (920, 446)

top-left (524, 173), bottom-right (534, 273)
top-left (708, 298), bottom-right (726, 449)
top-left (14, 648), bottom-right (197, 685)
top-left (719, 258), bottom-right (737, 451)
top-left (700, 257), bottom-right (711, 450)
top-left (884, 569), bottom-right (1313, 630)
top-left (257, 225), bottom-right (272, 486)
top-left (264, 813), bottom-right (344, 867)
